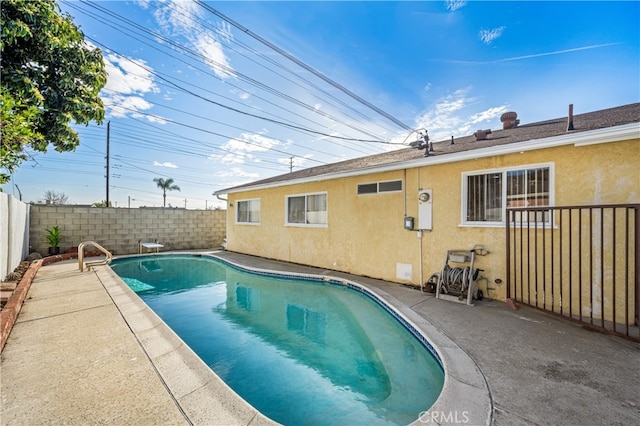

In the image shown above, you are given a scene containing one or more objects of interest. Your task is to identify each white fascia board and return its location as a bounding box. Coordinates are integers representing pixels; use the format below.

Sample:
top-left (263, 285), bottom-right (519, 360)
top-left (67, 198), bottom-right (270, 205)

top-left (217, 123), bottom-right (639, 195)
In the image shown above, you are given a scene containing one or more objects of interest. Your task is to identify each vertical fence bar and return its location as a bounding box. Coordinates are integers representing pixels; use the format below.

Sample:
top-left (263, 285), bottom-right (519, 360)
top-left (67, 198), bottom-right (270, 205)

top-left (578, 207), bottom-right (583, 323)
top-left (559, 209), bottom-right (564, 316)
top-left (568, 208), bottom-right (573, 320)
top-left (625, 208), bottom-right (630, 337)
top-left (590, 207), bottom-right (594, 325)
top-left (612, 208), bottom-right (616, 333)
top-left (527, 210), bottom-right (531, 305)
top-left (634, 206), bottom-right (640, 326)
top-left (534, 210), bottom-right (539, 307)
top-left (520, 210), bottom-right (524, 302)
top-left (551, 207), bottom-right (555, 313)
top-left (600, 207), bottom-right (605, 329)
top-left (506, 209), bottom-right (511, 300)
top-left (542, 208), bottom-right (547, 310)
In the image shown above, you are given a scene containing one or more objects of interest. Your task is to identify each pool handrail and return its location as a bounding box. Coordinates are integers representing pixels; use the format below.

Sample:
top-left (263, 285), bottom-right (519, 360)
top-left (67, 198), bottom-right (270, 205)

top-left (78, 241), bottom-right (113, 271)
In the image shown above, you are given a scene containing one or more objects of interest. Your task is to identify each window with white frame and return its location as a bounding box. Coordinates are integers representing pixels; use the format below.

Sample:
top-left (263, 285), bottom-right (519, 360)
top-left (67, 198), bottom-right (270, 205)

top-left (286, 193), bottom-right (327, 225)
top-left (236, 199), bottom-right (260, 224)
top-left (463, 164), bottom-right (552, 225)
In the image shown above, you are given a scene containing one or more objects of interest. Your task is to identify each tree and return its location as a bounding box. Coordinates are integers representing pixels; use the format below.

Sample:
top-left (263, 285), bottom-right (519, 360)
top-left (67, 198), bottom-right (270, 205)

top-left (154, 177), bottom-right (180, 208)
top-left (40, 190), bottom-right (68, 205)
top-left (0, 0), bottom-right (107, 184)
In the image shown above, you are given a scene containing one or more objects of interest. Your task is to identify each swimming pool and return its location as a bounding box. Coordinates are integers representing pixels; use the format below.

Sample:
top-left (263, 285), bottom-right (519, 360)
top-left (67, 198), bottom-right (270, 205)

top-left (110, 254), bottom-right (445, 425)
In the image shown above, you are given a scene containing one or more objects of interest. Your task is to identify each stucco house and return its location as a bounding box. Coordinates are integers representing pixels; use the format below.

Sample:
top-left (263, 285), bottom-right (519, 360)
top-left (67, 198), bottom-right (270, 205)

top-left (215, 103), bottom-right (639, 339)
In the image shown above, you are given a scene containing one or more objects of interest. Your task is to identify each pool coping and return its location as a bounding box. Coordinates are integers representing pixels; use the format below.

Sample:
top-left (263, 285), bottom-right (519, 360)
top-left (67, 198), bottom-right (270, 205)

top-left (103, 252), bottom-right (493, 425)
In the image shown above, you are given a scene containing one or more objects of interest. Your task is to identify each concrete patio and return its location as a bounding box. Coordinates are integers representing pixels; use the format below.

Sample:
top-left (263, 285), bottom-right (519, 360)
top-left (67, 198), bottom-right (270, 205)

top-left (1, 250), bottom-right (639, 425)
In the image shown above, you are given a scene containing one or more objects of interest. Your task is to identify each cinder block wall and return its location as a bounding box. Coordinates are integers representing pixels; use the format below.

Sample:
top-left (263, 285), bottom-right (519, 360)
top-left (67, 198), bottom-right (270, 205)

top-left (29, 205), bottom-right (227, 255)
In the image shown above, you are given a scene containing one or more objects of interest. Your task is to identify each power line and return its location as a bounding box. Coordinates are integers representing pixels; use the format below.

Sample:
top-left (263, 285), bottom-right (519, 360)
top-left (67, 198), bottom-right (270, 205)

top-left (69, 1), bottom-right (393, 147)
top-left (195, 0), bottom-right (413, 132)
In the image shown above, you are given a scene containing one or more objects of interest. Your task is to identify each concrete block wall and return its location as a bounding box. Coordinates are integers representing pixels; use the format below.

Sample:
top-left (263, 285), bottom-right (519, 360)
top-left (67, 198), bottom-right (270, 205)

top-left (29, 205), bottom-right (227, 255)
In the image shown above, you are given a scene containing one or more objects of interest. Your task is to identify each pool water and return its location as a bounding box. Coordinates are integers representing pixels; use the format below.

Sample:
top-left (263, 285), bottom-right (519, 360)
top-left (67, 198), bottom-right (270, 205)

top-left (110, 255), bottom-right (444, 425)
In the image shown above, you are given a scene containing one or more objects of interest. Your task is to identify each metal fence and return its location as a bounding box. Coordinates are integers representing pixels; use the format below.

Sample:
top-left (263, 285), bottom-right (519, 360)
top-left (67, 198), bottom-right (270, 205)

top-left (506, 204), bottom-right (639, 341)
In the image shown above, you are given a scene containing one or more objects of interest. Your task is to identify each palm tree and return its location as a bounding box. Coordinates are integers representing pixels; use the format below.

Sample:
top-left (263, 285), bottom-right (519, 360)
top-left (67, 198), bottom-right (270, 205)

top-left (153, 177), bottom-right (180, 207)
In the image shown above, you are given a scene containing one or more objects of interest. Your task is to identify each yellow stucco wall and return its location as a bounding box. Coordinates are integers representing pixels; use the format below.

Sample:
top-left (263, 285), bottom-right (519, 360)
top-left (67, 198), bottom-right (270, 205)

top-left (225, 138), bottom-right (639, 304)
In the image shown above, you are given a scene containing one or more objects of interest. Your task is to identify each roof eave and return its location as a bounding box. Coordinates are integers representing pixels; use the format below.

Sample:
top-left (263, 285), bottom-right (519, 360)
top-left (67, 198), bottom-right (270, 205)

top-left (214, 122), bottom-right (639, 196)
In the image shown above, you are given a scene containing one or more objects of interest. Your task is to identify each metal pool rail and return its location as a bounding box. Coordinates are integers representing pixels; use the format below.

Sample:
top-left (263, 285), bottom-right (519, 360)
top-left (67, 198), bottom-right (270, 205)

top-left (78, 241), bottom-right (113, 272)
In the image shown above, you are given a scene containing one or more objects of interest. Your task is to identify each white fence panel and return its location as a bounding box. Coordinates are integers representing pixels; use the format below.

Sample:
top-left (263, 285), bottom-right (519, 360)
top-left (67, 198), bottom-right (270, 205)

top-left (0, 193), bottom-right (30, 279)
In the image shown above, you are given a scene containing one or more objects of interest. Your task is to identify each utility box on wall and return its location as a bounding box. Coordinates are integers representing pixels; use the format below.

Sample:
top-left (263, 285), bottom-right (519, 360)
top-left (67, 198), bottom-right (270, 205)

top-left (404, 216), bottom-right (414, 230)
top-left (418, 189), bottom-right (433, 230)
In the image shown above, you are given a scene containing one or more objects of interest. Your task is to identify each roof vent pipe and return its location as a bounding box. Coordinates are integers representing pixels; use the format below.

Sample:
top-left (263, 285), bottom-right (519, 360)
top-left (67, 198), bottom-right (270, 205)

top-left (567, 104), bottom-right (574, 131)
top-left (500, 111), bottom-right (520, 129)
top-left (474, 129), bottom-right (492, 141)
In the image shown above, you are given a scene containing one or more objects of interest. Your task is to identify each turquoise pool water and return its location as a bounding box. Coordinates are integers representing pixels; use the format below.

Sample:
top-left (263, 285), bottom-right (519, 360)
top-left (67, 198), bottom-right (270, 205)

top-left (110, 255), bottom-right (444, 425)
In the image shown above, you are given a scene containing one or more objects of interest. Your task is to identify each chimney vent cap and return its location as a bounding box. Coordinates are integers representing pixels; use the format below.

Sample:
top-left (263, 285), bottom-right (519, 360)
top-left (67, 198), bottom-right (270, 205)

top-left (500, 111), bottom-right (518, 122)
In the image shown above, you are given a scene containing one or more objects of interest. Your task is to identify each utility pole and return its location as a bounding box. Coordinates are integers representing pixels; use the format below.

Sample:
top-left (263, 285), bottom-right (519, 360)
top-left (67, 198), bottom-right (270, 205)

top-left (106, 121), bottom-right (110, 206)
top-left (289, 156), bottom-right (294, 173)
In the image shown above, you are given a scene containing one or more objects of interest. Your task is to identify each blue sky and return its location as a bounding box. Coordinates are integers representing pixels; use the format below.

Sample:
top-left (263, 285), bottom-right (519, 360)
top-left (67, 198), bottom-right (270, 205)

top-left (3, 1), bottom-right (639, 209)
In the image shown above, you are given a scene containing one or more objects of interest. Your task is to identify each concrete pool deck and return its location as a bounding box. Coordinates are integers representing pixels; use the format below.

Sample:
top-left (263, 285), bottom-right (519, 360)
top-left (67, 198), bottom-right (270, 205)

top-left (1, 250), bottom-right (639, 425)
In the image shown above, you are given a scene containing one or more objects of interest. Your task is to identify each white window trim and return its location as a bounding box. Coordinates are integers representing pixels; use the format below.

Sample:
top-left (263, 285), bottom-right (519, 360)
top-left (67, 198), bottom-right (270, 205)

top-left (235, 198), bottom-right (261, 225)
top-left (357, 179), bottom-right (403, 195)
top-left (285, 192), bottom-right (328, 227)
top-left (461, 162), bottom-right (555, 227)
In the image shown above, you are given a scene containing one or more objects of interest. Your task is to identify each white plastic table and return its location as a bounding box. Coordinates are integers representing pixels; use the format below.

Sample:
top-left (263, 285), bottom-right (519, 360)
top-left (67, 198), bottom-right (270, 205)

top-left (138, 242), bottom-right (164, 254)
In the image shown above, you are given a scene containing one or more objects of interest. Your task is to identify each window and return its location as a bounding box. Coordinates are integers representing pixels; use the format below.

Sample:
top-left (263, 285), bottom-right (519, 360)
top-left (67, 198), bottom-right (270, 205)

top-left (286, 193), bottom-right (327, 225)
top-left (357, 183), bottom-right (378, 194)
top-left (236, 199), bottom-right (260, 224)
top-left (463, 165), bottom-right (552, 225)
top-left (357, 179), bottom-right (402, 194)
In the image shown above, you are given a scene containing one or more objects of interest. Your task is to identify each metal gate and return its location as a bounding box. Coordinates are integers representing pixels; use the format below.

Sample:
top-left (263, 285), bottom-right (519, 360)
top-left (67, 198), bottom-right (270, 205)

top-left (506, 204), bottom-right (639, 341)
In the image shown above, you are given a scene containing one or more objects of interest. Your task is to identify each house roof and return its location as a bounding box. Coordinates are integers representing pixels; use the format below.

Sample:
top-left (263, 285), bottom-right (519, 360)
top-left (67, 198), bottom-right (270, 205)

top-left (216, 103), bottom-right (640, 195)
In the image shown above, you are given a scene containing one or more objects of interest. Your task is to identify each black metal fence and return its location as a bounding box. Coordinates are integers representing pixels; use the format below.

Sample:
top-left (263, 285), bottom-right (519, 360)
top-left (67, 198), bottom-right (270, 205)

top-left (506, 204), bottom-right (639, 341)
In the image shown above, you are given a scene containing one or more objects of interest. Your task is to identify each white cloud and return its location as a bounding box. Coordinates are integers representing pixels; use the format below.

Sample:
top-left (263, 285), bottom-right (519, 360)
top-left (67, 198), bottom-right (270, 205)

top-left (104, 95), bottom-right (152, 117)
top-left (469, 106), bottom-right (509, 124)
top-left (101, 53), bottom-right (164, 122)
top-left (194, 34), bottom-right (235, 79)
top-left (209, 131), bottom-right (281, 164)
top-left (446, 0), bottom-right (467, 12)
top-left (479, 26), bottom-right (506, 44)
top-left (211, 152), bottom-right (248, 165)
top-left (413, 89), bottom-right (508, 141)
top-left (229, 132), bottom-right (280, 153)
top-left (103, 54), bottom-right (158, 95)
top-left (153, 161), bottom-right (178, 168)
top-left (151, 0), bottom-right (235, 79)
top-left (216, 21), bottom-right (233, 44)
top-left (215, 167), bottom-right (260, 179)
